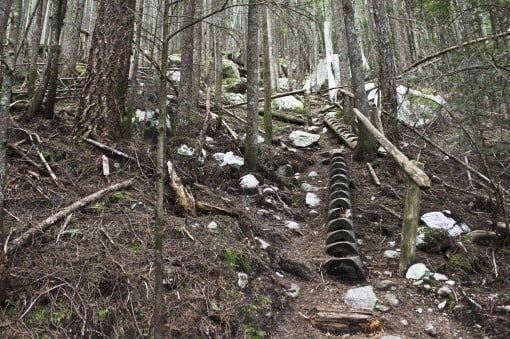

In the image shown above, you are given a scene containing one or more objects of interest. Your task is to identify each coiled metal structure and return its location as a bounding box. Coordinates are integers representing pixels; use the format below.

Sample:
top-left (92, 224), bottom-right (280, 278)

top-left (324, 152), bottom-right (366, 281)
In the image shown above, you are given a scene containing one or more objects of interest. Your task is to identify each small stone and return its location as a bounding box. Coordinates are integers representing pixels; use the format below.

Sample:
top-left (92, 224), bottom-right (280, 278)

top-left (254, 237), bottom-right (270, 249)
top-left (286, 283), bottom-right (300, 298)
top-left (437, 286), bottom-right (453, 297)
top-left (400, 319), bottom-right (409, 326)
top-left (237, 272), bottom-right (248, 289)
top-left (379, 336), bottom-right (402, 339)
top-left (240, 174), bottom-right (259, 190)
top-left (385, 292), bottom-right (399, 306)
top-left (309, 210), bottom-right (319, 217)
top-left (432, 273), bottom-right (448, 281)
top-left (275, 271), bottom-right (284, 278)
top-left (376, 304), bottom-right (391, 312)
top-left (383, 271), bottom-right (393, 277)
top-left (257, 209), bottom-right (269, 216)
top-left (301, 183), bottom-right (319, 192)
top-left (207, 221), bottom-right (218, 230)
top-left (308, 171), bottom-right (318, 177)
top-left (412, 279), bottom-right (424, 286)
top-left (425, 323), bottom-right (437, 337)
top-left (416, 307), bottom-right (423, 314)
top-left (263, 187), bottom-right (277, 196)
top-left (406, 263), bottom-right (430, 280)
top-left (438, 300), bottom-right (447, 310)
top-left (344, 286), bottom-right (378, 310)
top-left (446, 280), bottom-right (455, 286)
top-left (284, 221), bottom-right (300, 229)
top-left (375, 280), bottom-right (396, 291)
top-left (423, 284), bottom-right (431, 291)
top-left (305, 193), bottom-right (321, 207)
top-left (383, 250), bottom-right (399, 259)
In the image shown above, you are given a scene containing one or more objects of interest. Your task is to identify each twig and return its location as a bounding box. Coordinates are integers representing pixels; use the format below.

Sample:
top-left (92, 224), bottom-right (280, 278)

top-left (7, 143), bottom-right (42, 169)
top-left (180, 226), bottom-right (195, 242)
top-left (492, 248), bottom-right (499, 278)
top-left (367, 163), bottom-right (381, 186)
top-left (379, 204), bottom-right (402, 220)
top-left (26, 132), bottom-right (63, 188)
top-left (56, 213), bottom-right (73, 244)
top-left (222, 120), bottom-right (239, 140)
top-left (84, 138), bottom-right (137, 163)
top-left (167, 161), bottom-right (196, 217)
top-left (464, 156), bottom-right (473, 188)
top-left (8, 179), bottom-right (135, 253)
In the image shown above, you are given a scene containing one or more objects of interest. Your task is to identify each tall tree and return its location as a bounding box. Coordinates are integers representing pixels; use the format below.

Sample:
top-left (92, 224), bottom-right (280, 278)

top-left (0, 0), bottom-right (13, 60)
top-left (244, 0), bottom-right (260, 171)
top-left (61, 0), bottom-right (86, 76)
top-left (26, 0), bottom-right (45, 99)
top-left (26, 0), bottom-right (67, 120)
top-left (153, 2), bottom-right (170, 336)
top-left (175, 0), bottom-right (196, 135)
top-left (0, 0), bottom-right (21, 302)
top-left (74, 0), bottom-right (136, 140)
top-left (372, 1), bottom-right (398, 140)
top-left (343, 0), bottom-right (376, 162)
top-left (262, 5), bottom-right (272, 144)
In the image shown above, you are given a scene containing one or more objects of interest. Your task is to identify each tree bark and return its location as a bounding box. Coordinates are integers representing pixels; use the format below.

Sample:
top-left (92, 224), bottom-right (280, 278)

top-left (372, 1), bottom-right (398, 140)
top-left (61, 0), bottom-right (85, 77)
top-left (26, 0), bottom-right (44, 99)
top-left (74, 0), bottom-right (136, 140)
top-left (153, 1), bottom-right (169, 336)
top-left (244, 0), bottom-right (260, 171)
top-left (0, 0), bottom-right (13, 60)
top-left (342, 0), bottom-right (376, 162)
top-left (175, 0), bottom-right (196, 135)
top-left (0, 0), bottom-right (21, 250)
top-left (262, 5), bottom-right (272, 144)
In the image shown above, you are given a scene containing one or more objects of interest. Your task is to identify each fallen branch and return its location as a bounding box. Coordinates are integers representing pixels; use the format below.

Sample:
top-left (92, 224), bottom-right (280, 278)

top-left (366, 162), bottom-right (381, 186)
top-left (7, 142), bottom-right (42, 169)
top-left (167, 161), bottom-right (196, 217)
top-left (7, 179), bottom-right (135, 253)
top-left (259, 109), bottom-right (305, 125)
top-left (224, 89), bottom-right (305, 109)
top-left (379, 204), bottom-right (402, 220)
top-left (353, 108), bottom-right (430, 188)
top-left (84, 138), bottom-right (137, 163)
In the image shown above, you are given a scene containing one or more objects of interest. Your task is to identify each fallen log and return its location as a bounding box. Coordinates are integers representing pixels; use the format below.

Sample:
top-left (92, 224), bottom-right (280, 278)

top-left (307, 307), bottom-right (382, 334)
top-left (7, 178), bottom-right (135, 253)
top-left (353, 108), bottom-right (430, 188)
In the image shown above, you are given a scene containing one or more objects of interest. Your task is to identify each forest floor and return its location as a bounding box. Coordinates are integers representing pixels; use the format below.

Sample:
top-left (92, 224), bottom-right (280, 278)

top-left (1, 93), bottom-right (510, 338)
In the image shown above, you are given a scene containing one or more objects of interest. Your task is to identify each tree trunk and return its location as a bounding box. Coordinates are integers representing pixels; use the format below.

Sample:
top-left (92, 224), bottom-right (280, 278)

top-left (0, 0), bottom-right (13, 59)
top-left (153, 1), bottom-right (169, 336)
top-left (26, 0), bottom-right (44, 99)
top-left (61, 0), bottom-right (85, 77)
top-left (262, 5), bottom-right (272, 144)
top-left (372, 1), bottom-right (398, 140)
top-left (343, 0), bottom-right (376, 162)
top-left (332, 0), bottom-right (350, 86)
top-left (0, 0), bottom-right (21, 296)
top-left (244, 0), bottom-right (260, 171)
top-left (73, 0), bottom-right (136, 140)
top-left (127, 0), bottom-right (144, 113)
top-left (175, 0), bottom-right (196, 135)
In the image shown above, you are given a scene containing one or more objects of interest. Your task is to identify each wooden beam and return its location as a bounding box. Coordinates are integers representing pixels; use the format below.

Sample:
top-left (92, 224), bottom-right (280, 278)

top-left (352, 108), bottom-right (430, 188)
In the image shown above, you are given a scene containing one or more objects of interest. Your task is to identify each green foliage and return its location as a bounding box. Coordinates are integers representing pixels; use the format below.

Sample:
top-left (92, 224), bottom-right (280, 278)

top-left (75, 64), bottom-right (86, 76)
top-left (92, 202), bottom-right (106, 214)
top-left (244, 323), bottom-right (266, 339)
top-left (109, 191), bottom-right (129, 203)
top-left (42, 151), bottom-right (55, 162)
top-left (220, 249), bottom-right (252, 273)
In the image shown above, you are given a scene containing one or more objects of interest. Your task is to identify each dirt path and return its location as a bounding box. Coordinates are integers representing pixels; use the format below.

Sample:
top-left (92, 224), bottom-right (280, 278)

top-left (267, 119), bottom-right (487, 338)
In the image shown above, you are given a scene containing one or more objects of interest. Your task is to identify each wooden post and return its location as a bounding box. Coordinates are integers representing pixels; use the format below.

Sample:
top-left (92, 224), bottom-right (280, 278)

top-left (304, 88), bottom-right (311, 127)
top-left (399, 160), bottom-right (424, 274)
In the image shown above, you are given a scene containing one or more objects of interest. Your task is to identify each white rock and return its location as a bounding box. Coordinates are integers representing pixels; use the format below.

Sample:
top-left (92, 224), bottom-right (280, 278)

top-left (240, 174), bottom-right (259, 189)
top-left (344, 286), bottom-right (378, 310)
top-left (213, 151), bottom-right (244, 168)
top-left (177, 144), bottom-right (194, 156)
top-left (255, 237), bottom-right (270, 249)
top-left (207, 221), bottom-right (218, 230)
top-left (421, 211), bottom-right (471, 237)
top-left (289, 130), bottom-right (320, 147)
top-left (284, 221), bottom-right (300, 230)
top-left (383, 250), bottom-right (400, 259)
top-left (301, 183), bottom-right (319, 192)
top-left (437, 286), bottom-right (453, 297)
top-left (446, 280), bottom-right (455, 286)
top-left (308, 171), bottom-right (318, 177)
top-left (406, 263), bottom-right (430, 280)
top-left (438, 300), bottom-right (448, 310)
top-left (432, 273), bottom-right (448, 281)
top-left (305, 192), bottom-right (321, 208)
top-left (273, 96), bottom-right (304, 112)
top-left (224, 92), bottom-right (245, 105)
top-left (286, 283), bottom-right (300, 298)
top-left (237, 272), bottom-right (248, 289)
top-left (400, 319), bottom-right (409, 326)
